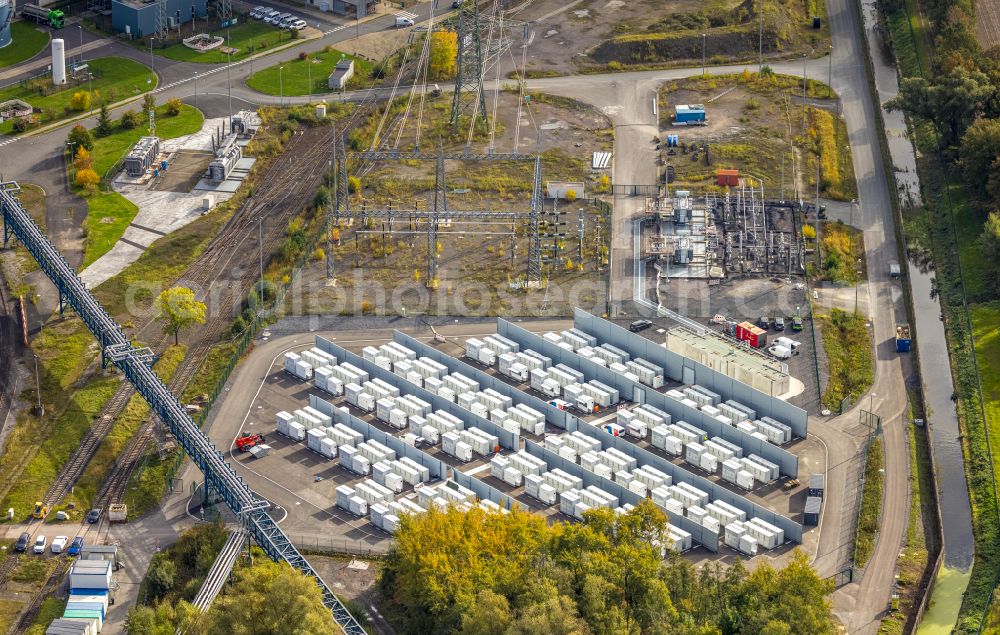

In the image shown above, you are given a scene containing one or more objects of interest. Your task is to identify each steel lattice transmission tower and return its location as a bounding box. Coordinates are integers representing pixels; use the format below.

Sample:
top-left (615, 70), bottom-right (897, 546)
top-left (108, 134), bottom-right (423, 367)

top-left (217, 0), bottom-right (232, 22)
top-left (527, 156), bottom-right (543, 287)
top-left (450, 1), bottom-right (487, 132)
top-left (154, 0), bottom-right (168, 39)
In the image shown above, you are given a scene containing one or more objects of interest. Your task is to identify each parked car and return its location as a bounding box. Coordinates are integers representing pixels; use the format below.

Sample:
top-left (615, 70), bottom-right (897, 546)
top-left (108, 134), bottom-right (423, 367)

top-left (289, 18), bottom-right (307, 30)
top-left (67, 536), bottom-right (84, 556)
top-left (259, 7), bottom-right (279, 21)
top-left (249, 5), bottom-right (266, 18)
top-left (278, 15), bottom-right (297, 28)
top-left (14, 532), bottom-right (30, 552)
top-left (773, 316), bottom-right (785, 331)
top-left (628, 319), bottom-right (652, 332)
top-left (791, 316), bottom-right (803, 331)
top-left (33, 535), bottom-right (47, 554)
top-left (395, 16), bottom-right (414, 27)
top-left (267, 12), bottom-right (290, 24)
top-left (452, 0), bottom-right (462, 7)
top-left (50, 536), bottom-right (68, 554)
top-left (758, 316), bottom-right (770, 329)
top-left (86, 508), bottom-right (102, 524)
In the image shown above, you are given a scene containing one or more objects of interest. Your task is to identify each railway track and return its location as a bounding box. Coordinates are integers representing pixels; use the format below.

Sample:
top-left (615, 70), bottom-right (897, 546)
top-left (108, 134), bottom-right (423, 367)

top-left (13, 558), bottom-right (68, 633)
top-left (42, 56), bottom-right (419, 515)
top-left (0, 553), bottom-right (20, 591)
top-left (0, 265), bottom-right (19, 437)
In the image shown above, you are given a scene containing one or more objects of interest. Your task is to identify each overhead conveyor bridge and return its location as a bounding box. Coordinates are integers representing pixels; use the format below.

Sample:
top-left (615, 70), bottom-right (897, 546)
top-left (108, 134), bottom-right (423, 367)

top-left (0, 181), bottom-right (366, 635)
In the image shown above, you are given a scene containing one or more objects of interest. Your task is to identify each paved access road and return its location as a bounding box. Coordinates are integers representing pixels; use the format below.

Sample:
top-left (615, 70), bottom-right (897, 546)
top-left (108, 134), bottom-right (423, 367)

top-left (0, 0), bottom-right (930, 630)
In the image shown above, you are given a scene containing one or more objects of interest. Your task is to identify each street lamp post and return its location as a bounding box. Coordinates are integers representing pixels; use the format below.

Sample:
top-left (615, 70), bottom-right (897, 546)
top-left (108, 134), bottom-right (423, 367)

top-left (33, 355), bottom-right (42, 416)
top-left (308, 59), bottom-right (312, 104)
top-left (855, 257), bottom-right (863, 313)
top-left (758, 1), bottom-right (763, 73)
top-left (702, 33), bottom-right (706, 77)
top-left (78, 25), bottom-right (84, 68)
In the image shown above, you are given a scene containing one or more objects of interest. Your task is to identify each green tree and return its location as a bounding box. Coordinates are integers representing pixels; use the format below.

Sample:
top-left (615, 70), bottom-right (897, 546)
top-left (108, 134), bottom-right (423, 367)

top-left (67, 124), bottom-right (94, 152)
top-left (202, 559), bottom-right (338, 634)
top-left (143, 93), bottom-right (156, 117)
top-left (961, 118), bottom-right (1000, 198)
top-left (459, 590), bottom-right (513, 635)
top-left (980, 211), bottom-right (1000, 296)
top-left (166, 97), bottom-right (183, 116)
top-left (146, 555), bottom-right (177, 601)
top-left (887, 67), bottom-right (996, 147)
top-left (154, 286), bottom-right (207, 345)
top-left (96, 102), bottom-right (113, 137)
top-left (507, 594), bottom-right (589, 635)
top-left (120, 109), bottom-right (143, 130)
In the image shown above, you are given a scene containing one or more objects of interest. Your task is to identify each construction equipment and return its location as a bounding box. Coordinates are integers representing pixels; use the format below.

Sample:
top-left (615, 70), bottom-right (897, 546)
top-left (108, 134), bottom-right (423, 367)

top-left (236, 433), bottom-right (266, 452)
top-left (32, 501), bottom-right (48, 519)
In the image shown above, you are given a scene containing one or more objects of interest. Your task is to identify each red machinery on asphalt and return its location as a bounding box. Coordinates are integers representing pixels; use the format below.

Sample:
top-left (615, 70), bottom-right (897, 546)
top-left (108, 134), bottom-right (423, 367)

top-left (235, 433), bottom-right (266, 452)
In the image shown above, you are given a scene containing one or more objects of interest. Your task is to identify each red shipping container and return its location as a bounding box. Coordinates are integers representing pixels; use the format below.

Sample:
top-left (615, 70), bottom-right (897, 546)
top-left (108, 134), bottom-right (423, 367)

top-left (716, 169), bottom-right (740, 187)
top-left (735, 321), bottom-right (767, 348)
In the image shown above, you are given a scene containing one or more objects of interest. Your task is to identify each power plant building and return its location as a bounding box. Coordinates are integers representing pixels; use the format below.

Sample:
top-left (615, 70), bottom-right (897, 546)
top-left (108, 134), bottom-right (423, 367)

top-left (111, 0), bottom-right (207, 39)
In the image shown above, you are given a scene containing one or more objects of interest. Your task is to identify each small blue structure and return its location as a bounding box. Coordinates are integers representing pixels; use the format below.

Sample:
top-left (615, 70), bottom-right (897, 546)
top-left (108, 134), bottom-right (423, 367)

top-left (112, 0), bottom-right (207, 39)
top-left (673, 104), bottom-right (706, 126)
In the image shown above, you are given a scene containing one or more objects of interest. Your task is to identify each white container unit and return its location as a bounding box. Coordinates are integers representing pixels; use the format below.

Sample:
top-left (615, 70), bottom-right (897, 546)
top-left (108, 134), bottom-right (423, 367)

top-left (525, 474), bottom-right (558, 505)
top-left (276, 411), bottom-right (294, 436)
top-left (544, 468), bottom-right (583, 493)
top-left (339, 446), bottom-right (371, 476)
top-left (687, 384), bottom-right (721, 405)
top-left (686, 505), bottom-right (708, 527)
top-left (665, 524), bottom-right (693, 552)
top-left (559, 489), bottom-right (581, 516)
top-left (724, 521), bottom-right (746, 550)
top-left (667, 424), bottom-right (698, 446)
top-left (721, 459), bottom-right (745, 485)
top-left (651, 426), bottom-right (684, 456)
top-left (332, 423), bottom-right (364, 447)
top-left (747, 517), bottom-right (785, 548)
top-left (711, 499), bottom-right (747, 523)
top-left (738, 534), bottom-right (759, 556)
top-left (307, 428), bottom-right (329, 454)
top-left (372, 462), bottom-right (405, 494)
top-left (441, 431), bottom-right (473, 462)
top-left (675, 421), bottom-right (708, 442)
top-left (703, 440), bottom-right (736, 463)
top-left (581, 486), bottom-right (618, 510)
top-left (699, 452), bottom-right (719, 473)
top-left (685, 442), bottom-right (706, 468)
top-left (634, 405), bottom-right (670, 427)
top-left (710, 436), bottom-right (744, 459)
top-left (626, 358), bottom-right (665, 388)
top-left (284, 352), bottom-right (302, 374)
top-left (286, 422), bottom-right (306, 441)
top-left (744, 455), bottom-right (780, 481)
top-left (510, 451), bottom-right (547, 476)
top-left (632, 465), bottom-right (671, 490)
top-left (560, 331), bottom-right (588, 351)
top-left (460, 428), bottom-right (498, 456)
top-left (484, 334), bottom-right (519, 356)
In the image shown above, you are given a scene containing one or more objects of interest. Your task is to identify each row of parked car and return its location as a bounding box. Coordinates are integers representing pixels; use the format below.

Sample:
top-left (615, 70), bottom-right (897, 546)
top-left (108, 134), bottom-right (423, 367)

top-left (250, 6), bottom-right (307, 30)
top-left (15, 532), bottom-right (85, 555)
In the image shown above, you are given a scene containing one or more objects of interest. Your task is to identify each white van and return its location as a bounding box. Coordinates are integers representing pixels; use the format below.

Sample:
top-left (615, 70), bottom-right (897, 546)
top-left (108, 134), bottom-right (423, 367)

top-left (395, 16), bottom-right (415, 27)
top-left (767, 344), bottom-right (792, 359)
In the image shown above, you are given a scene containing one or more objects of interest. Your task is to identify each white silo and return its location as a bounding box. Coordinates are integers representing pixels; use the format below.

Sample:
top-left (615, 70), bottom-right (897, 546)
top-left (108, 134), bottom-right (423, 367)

top-left (52, 38), bottom-right (66, 86)
top-left (0, 0), bottom-right (13, 50)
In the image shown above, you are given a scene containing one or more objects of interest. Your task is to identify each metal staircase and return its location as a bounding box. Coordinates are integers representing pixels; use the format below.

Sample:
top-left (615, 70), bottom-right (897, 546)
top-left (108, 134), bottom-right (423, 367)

top-left (0, 182), bottom-right (366, 635)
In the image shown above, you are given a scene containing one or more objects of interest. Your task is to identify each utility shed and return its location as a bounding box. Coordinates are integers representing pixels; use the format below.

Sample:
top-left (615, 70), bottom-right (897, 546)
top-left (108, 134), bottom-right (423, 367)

top-left (808, 473), bottom-right (825, 498)
top-left (804, 496), bottom-right (822, 525)
top-left (124, 136), bottom-right (159, 177)
top-left (328, 59), bottom-right (355, 90)
top-left (674, 104), bottom-right (706, 124)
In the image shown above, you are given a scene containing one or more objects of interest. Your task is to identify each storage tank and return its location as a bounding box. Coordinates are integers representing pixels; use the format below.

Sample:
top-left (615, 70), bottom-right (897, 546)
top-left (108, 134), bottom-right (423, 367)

top-left (0, 0), bottom-right (12, 49)
top-left (52, 38), bottom-right (66, 86)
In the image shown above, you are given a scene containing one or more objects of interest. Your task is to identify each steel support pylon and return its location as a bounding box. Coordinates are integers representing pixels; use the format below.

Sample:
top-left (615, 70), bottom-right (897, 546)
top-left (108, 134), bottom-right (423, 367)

top-left (217, 0), bottom-right (232, 21)
top-left (527, 157), bottom-right (543, 287)
top-left (450, 1), bottom-right (487, 132)
top-left (154, 0), bottom-right (168, 39)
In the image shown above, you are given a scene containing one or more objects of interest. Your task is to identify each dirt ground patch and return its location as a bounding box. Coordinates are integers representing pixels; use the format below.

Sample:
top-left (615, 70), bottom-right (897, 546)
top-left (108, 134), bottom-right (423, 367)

top-left (655, 73), bottom-right (855, 202)
top-left (334, 28), bottom-right (412, 64)
top-left (975, 0), bottom-right (1000, 49)
top-left (514, 0), bottom-right (830, 75)
top-left (308, 555), bottom-right (394, 634)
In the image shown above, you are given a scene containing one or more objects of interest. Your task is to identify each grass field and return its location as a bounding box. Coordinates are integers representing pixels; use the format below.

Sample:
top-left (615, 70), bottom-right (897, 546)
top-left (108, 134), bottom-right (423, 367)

top-left (0, 22), bottom-right (50, 68)
top-left (24, 597), bottom-right (67, 635)
top-left (89, 104), bottom-right (204, 178)
top-left (817, 308), bottom-right (874, 411)
top-left (153, 22), bottom-right (296, 63)
top-left (0, 600), bottom-right (25, 629)
top-left (246, 48), bottom-right (372, 96)
top-left (856, 436), bottom-right (884, 568)
top-left (0, 57), bottom-right (155, 134)
top-left (76, 103), bottom-right (204, 269)
top-left (970, 302), bottom-right (1000, 501)
top-left (81, 192), bottom-right (139, 269)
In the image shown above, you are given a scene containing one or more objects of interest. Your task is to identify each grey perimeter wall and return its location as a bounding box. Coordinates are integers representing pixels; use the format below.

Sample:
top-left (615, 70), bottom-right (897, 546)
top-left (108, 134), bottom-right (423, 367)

top-left (497, 319), bottom-right (801, 478)
top-left (313, 334), bottom-right (804, 547)
top-left (573, 308), bottom-right (808, 437)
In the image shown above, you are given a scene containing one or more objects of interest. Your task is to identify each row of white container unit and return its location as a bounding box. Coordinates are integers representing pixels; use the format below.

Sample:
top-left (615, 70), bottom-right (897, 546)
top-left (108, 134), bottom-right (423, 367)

top-left (614, 404), bottom-right (673, 437)
top-left (276, 406), bottom-right (335, 442)
top-left (441, 428), bottom-right (499, 462)
top-left (362, 341), bottom-right (418, 370)
top-left (543, 430), bottom-right (602, 462)
top-left (464, 334), bottom-right (521, 365)
top-left (523, 423), bottom-right (803, 548)
top-left (670, 386), bottom-right (793, 446)
top-left (724, 517), bottom-right (787, 555)
top-left (283, 347), bottom-right (338, 381)
top-left (500, 319), bottom-right (800, 478)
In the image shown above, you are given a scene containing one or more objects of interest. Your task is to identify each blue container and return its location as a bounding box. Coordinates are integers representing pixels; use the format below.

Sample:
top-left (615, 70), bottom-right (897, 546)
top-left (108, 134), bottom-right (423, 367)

top-left (160, 160), bottom-right (168, 171)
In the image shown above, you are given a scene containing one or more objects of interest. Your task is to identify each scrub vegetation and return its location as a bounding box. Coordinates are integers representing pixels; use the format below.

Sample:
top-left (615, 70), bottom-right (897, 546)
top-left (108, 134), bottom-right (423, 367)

top-left (816, 309), bottom-right (874, 411)
top-left (379, 502), bottom-right (836, 634)
top-left (855, 437), bottom-right (884, 568)
top-left (878, 0), bottom-right (1000, 623)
